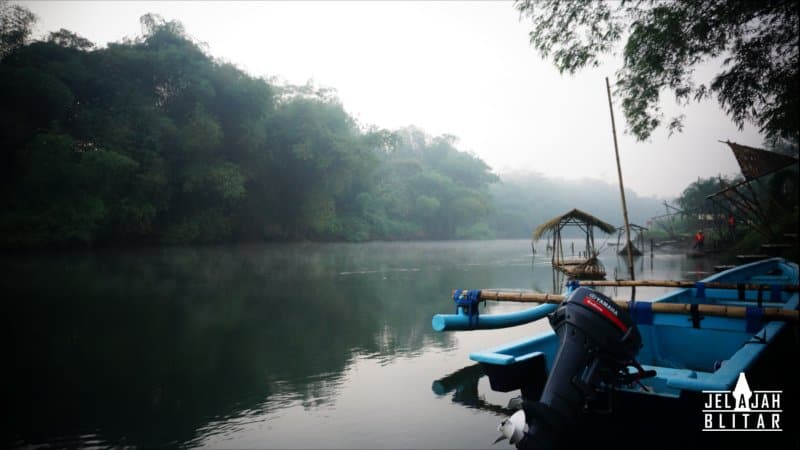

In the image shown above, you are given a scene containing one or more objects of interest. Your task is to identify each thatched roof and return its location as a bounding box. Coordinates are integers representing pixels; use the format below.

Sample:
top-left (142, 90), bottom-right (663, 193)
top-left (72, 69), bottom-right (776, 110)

top-left (532, 208), bottom-right (616, 240)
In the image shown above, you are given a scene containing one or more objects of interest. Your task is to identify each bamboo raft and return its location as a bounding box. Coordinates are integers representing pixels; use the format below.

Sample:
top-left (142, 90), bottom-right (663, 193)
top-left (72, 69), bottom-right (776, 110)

top-left (558, 256), bottom-right (606, 279)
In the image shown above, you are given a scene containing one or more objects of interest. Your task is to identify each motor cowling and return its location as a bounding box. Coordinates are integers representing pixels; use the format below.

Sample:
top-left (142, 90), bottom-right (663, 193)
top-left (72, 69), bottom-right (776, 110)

top-left (514, 287), bottom-right (646, 450)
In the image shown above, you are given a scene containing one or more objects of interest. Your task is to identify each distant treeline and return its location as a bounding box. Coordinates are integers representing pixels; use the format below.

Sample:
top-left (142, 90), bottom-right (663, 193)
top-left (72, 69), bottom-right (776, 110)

top-left (490, 173), bottom-right (664, 240)
top-left (0, 13), bottom-right (665, 248)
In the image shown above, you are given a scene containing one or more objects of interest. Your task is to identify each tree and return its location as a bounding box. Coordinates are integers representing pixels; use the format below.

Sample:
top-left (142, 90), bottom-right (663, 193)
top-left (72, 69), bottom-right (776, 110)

top-left (515, 0), bottom-right (799, 141)
top-left (676, 176), bottom-right (732, 216)
top-left (0, 11), bottom-right (502, 247)
top-left (0, 0), bottom-right (36, 59)
top-left (47, 29), bottom-right (94, 50)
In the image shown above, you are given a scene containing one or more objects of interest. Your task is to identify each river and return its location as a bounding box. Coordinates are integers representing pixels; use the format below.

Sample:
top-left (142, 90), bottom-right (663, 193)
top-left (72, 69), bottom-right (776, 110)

top-left (4, 240), bottom-right (720, 448)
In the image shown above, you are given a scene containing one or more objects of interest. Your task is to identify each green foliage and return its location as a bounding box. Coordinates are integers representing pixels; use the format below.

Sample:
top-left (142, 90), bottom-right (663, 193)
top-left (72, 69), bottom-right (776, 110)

top-left (47, 28), bottom-right (94, 50)
top-left (81, 148), bottom-right (140, 194)
top-left (0, 11), bottom-right (500, 247)
top-left (675, 176), bottom-right (733, 215)
top-left (177, 105), bottom-right (223, 156)
top-left (515, 0), bottom-right (799, 141)
top-left (358, 127), bottom-right (498, 240)
top-left (207, 163), bottom-right (246, 201)
top-left (0, 0), bottom-right (36, 59)
top-left (162, 210), bottom-right (233, 244)
top-left (414, 195), bottom-right (440, 221)
top-left (5, 7), bottom-right (692, 248)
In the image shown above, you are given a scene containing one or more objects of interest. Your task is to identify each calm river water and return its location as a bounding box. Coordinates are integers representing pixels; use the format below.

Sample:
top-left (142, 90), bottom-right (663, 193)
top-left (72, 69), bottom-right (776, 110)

top-left (5, 240), bottom-right (720, 448)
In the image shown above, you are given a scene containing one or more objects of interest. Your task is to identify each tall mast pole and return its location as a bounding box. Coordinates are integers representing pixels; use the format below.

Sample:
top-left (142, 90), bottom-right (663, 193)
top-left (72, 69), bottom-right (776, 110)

top-left (605, 77), bottom-right (636, 291)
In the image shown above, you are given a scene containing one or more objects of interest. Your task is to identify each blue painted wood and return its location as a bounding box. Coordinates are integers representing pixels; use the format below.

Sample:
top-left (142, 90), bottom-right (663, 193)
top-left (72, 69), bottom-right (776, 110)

top-left (441, 257), bottom-right (799, 399)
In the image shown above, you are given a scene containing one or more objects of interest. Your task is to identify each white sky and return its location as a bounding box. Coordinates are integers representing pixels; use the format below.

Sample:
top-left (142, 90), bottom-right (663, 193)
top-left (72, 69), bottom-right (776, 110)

top-left (23, 1), bottom-right (762, 199)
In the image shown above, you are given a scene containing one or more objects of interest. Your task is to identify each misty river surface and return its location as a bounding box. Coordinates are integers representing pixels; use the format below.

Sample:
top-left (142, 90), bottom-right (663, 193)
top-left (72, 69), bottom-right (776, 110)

top-left (5, 240), bottom-right (721, 449)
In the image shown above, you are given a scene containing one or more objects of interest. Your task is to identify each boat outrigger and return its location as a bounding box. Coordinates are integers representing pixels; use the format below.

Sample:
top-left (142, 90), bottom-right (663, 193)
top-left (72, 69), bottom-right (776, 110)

top-left (431, 257), bottom-right (799, 449)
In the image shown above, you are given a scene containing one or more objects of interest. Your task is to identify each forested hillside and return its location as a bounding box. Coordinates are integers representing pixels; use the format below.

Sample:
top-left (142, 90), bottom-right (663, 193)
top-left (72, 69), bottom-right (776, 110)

top-left (1, 12), bottom-right (667, 248)
top-left (0, 15), bottom-right (501, 247)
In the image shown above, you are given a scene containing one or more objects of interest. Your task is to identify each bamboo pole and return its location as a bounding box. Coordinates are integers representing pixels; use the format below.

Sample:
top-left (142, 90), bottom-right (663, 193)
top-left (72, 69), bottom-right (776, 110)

top-left (478, 290), bottom-right (568, 303)
top-left (574, 280), bottom-right (800, 292)
top-left (606, 77), bottom-right (636, 296)
top-left (468, 289), bottom-right (799, 322)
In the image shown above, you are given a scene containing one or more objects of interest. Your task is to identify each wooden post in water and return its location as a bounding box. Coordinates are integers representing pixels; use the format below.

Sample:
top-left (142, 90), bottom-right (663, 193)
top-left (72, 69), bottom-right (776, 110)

top-left (606, 77), bottom-right (636, 296)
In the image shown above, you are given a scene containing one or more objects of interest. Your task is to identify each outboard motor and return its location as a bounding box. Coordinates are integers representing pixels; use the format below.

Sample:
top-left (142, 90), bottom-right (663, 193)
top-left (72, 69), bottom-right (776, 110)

top-left (497, 287), bottom-right (653, 449)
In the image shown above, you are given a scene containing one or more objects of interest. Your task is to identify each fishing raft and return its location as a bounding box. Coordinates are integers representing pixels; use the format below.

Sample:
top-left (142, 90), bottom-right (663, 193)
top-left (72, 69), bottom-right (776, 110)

top-left (431, 257), bottom-right (799, 449)
top-left (532, 209), bottom-right (615, 280)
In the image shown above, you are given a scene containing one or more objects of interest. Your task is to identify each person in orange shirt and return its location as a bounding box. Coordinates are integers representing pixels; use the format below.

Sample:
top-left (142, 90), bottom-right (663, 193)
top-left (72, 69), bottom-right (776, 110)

top-left (693, 230), bottom-right (705, 250)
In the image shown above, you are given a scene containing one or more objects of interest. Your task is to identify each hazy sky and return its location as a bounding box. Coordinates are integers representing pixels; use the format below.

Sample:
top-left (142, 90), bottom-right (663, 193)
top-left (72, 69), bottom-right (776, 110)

top-left (23, 1), bottom-right (762, 199)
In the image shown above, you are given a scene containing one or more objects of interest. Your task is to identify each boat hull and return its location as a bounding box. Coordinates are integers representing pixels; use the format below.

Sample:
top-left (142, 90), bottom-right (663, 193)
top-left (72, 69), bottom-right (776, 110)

top-left (462, 258), bottom-right (799, 446)
top-left (526, 328), bottom-right (798, 448)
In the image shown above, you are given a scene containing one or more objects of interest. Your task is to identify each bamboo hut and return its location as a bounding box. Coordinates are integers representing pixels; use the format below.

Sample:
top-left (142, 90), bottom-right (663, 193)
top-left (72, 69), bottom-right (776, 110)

top-left (616, 223), bottom-right (647, 256)
top-left (532, 209), bottom-right (616, 280)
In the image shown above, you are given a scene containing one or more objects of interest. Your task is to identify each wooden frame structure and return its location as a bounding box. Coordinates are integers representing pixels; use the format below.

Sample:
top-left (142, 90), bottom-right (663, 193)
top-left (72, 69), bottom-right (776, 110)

top-left (616, 224), bottom-right (647, 256)
top-left (707, 141), bottom-right (798, 240)
top-left (532, 209), bottom-right (616, 279)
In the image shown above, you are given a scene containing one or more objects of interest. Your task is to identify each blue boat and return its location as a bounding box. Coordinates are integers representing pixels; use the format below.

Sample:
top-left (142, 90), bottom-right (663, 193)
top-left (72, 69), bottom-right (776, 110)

top-left (432, 257), bottom-right (799, 449)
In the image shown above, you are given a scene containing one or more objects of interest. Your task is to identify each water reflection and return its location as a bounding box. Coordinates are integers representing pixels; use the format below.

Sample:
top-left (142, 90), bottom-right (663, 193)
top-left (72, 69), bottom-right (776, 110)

top-left (3, 244), bottom-right (463, 447)
top-left (432, 364), bottom-right (512, 416)
top-left (4, 240), bottom-right (720, 448)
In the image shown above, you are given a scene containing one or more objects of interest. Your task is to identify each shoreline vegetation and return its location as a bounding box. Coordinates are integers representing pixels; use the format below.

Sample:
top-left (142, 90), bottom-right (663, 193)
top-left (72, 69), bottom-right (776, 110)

top-left (1, 15), bottom-right (500, 248)
top-left (0, 13), bottom-right (663, 250)
top-left (1, 10), bottom-right (796, 263)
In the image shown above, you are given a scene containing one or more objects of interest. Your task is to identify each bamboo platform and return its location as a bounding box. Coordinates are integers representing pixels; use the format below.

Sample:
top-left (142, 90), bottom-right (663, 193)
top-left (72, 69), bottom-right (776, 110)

top-left (555, 257), bottom-right (606, 280)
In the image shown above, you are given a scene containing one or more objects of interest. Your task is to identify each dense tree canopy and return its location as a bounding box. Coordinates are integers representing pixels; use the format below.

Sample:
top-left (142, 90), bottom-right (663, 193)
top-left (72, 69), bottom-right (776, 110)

top-left (2, 8), bottom-right (682, 249)
top-left (0, 13), bottom-right (501, 247)
top-left (515, 0), bottom-right (799, 141)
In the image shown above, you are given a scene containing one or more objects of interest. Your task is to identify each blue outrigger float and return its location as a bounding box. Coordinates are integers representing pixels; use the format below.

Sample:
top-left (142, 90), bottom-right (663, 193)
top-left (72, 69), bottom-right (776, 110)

top-left (432, 257), bottom-right (799, 449)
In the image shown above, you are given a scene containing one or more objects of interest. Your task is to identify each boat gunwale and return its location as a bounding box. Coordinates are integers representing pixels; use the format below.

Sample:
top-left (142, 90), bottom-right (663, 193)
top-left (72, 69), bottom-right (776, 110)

top-left (468, 257), bottom-right (799, 394)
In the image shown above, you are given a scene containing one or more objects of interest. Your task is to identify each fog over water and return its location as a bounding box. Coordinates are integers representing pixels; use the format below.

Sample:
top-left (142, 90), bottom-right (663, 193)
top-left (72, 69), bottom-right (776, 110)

top-left (5, 240), bottom-right (720, 448)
